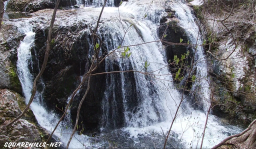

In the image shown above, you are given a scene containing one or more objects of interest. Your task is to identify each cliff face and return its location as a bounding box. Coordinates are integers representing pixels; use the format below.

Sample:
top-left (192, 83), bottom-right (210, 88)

top-left (190, 0), bottom-right (256, 133)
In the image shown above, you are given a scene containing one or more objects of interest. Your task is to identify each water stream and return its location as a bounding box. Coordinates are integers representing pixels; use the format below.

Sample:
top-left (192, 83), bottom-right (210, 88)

top-left (13, 0), bottom-right (242, 148)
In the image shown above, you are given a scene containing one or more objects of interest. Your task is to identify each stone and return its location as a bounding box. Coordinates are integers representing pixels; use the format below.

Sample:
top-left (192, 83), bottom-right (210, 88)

top-left (0, 89), bottom-right (42, 149)
top-left (0, 23), bottom-right (24, 94)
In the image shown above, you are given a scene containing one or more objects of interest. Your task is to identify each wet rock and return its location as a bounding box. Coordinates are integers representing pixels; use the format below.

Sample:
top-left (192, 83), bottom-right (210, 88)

top-left (32, 24), bottom-right (89, 113)
top-left (158, 17), bottom-right (193, 89)
top-left (26, 0), bottom-right (55, 12)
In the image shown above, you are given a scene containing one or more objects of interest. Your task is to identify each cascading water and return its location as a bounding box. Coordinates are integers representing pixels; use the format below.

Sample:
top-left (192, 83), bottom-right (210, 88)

top-left (3, 0), bottom-right (10, 19)
top-left (12, 0), bottom-right (242, 148)
top-left (171, 1), bottom-right (210, 110)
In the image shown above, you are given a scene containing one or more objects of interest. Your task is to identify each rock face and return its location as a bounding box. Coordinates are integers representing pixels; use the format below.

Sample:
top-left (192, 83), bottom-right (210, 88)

top-left (0, 89), bottom-right (41, 149)
top-left (32, 23), bottom-right (110, 133)
top-left (192, 0), bottom-right (256, 126)
top-left (0, 23), bottom-right (23, 94)
top-left (26, 0), bottom-right (55, 12)
top-left (158, 15), bottom-right (194, 94)
top-left (32, 24), bottom-right (89, 112)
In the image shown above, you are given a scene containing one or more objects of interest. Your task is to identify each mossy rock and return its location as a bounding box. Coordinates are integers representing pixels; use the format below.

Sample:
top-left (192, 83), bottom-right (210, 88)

top-left (8, 63), bottom-right (22, 94)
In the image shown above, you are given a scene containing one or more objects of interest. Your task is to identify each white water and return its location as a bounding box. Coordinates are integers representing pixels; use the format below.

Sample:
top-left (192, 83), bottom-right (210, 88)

top-left (14, 0), bottom-right (242, 148)
top-left (4, 0), bottom-right (11, 9)
top-left (3, 0), bottom-right (10, 19)
top-left (171, 1), bottom-right (210, 110)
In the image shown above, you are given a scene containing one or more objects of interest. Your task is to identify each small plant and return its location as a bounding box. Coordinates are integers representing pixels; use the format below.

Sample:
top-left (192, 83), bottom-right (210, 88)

top-left (180, 38), bottom-right (183, 43)
top-left (121, 47), bottom-right (132, 58)
top-left (144, 60), bottom-right (150, 70)
top-left (94, 43), bottom-right (99, 50)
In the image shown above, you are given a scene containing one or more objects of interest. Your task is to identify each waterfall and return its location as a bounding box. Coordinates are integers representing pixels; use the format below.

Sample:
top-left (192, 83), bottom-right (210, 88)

top-left (3, 0), bottom-right (10, 19)
top-left (13, 0), bottom-right (242, 148)
top-left (171, 1), bottom-right (210, 110)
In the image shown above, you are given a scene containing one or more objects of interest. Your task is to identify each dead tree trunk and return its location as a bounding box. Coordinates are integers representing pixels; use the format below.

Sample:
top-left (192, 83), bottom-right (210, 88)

top-left (213, 119), bottom-right (256, 149)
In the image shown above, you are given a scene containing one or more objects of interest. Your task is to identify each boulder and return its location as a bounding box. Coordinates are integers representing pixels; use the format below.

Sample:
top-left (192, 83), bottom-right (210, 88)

top-left (32, 24), bottom-right (89, 113)
top-left (25, 0), bottom-right (55, 13)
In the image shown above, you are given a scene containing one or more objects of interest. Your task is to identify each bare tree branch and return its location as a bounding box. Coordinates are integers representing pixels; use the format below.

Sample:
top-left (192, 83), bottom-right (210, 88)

top-left (66, 76), bottom-right (91, 148)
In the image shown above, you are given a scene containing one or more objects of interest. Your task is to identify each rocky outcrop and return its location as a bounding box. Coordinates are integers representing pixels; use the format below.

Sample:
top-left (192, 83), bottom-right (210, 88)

top-left (192, 0), bottom-right (256, 126)
top-left (158, 15), bottom-right (194, 93)
top-left (0, 23), bottom-right (24, 94)
top-left (0, 89), bottom-right (41, 149)
top-left (32, 24), bottom-right (89, 112)
top-left (26, 0), bottom-right (55, 12)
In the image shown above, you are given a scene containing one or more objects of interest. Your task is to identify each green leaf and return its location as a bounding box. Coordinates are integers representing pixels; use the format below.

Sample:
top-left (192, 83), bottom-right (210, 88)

top-left (95, 43), bottom-right (99, 50)
top-left (127, 52), bottom-right (132, 58)
top-left (175, 68), bottom-right (181, 80)
top-left (174, 55), bottom-right (179, 64)
top-left (144, 14), bottom-right (147, 18)
top-left (187, 40), bottom-right (190, 44)
top-left (192, 75), bottom-right (196, 82)
top-left (180, 38), bottom-right (183, 43)
top-left (181, 54), bottom-right (186, 61)
top-left (125, 47), bottom-right (130, 52)
top-left (121, 52), bottom-right (126, 57)
top-left (119, 1), bottom-right (123, 6)
top-left (117, 46), bottom-right (121, 49)
top-left (164, 34), bottom-right (167, 38)
top-left (203, 39), bottom-right (206, 45)
top-left (51, 39), bottom-right (55, 45)
top-left (231, 73), bottom-right (235, 78)
top-left (186, 51), bottom-right (190, 57)
top-left (144, 60), bottom-right (150, 70)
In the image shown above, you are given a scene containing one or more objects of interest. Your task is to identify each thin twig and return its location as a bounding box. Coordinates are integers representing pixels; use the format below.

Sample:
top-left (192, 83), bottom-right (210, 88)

top-left (66, 76), bottom-right (91, 148)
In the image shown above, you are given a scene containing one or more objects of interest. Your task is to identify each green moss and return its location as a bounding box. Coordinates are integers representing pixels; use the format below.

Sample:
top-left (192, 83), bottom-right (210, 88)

top-left (192, 5), bottom-right (203, 20)
top-left (15, 92), bottom-right (37, 124)
top-left (8, 63), bottom-right (22, 94)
